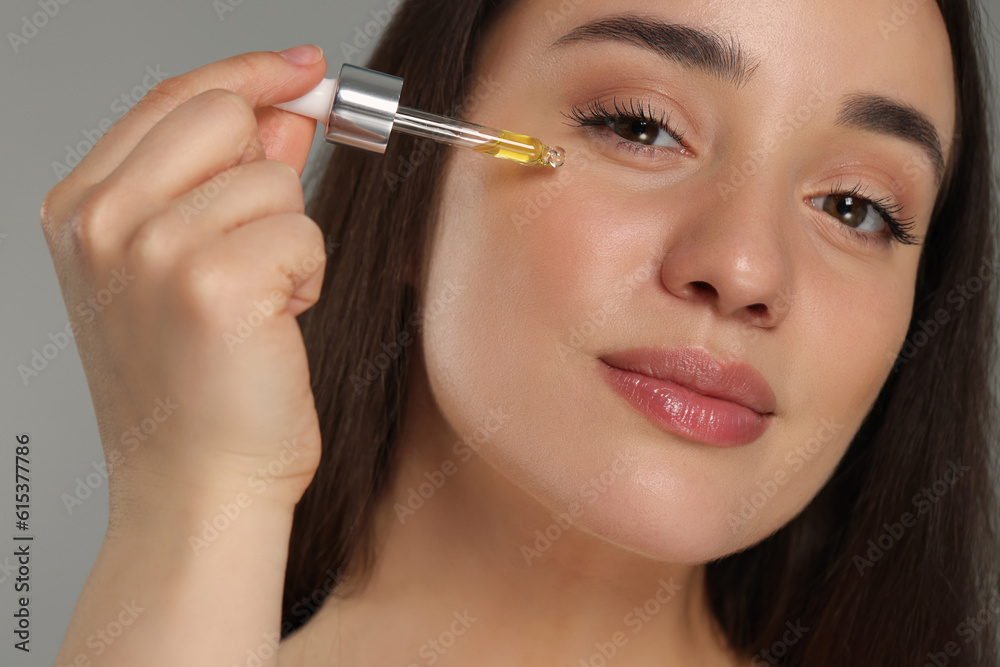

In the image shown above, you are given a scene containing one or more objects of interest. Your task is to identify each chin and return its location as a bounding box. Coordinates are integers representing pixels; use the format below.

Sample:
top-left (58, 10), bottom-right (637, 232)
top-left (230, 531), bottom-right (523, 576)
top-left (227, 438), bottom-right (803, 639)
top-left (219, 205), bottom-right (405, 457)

top-left (486, 421), bottom-right (782, 566)
top-left (552, 467), bottom-right (776, 564)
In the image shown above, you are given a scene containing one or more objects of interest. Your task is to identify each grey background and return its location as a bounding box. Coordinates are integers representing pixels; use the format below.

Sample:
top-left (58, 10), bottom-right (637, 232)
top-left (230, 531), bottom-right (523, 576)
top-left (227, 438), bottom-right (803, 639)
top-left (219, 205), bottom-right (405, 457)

top-left (0, 1), bottom-right (998, 665)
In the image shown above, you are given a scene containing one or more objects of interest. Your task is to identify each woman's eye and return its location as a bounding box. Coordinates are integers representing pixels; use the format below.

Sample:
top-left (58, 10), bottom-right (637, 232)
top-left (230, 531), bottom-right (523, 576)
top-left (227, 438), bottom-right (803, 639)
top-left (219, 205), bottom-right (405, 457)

top-left (609, 119), bottom-right (680, 149)
top-left (562, 99), bottom-right (688, 156)
top-left (809, 193), bottom-right (886, 233)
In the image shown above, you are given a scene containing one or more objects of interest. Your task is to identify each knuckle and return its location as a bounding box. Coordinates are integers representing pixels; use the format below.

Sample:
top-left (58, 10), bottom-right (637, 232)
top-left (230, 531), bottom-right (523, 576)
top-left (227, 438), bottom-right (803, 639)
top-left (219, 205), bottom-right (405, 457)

top-left (298, 215), bottom-right (326, 251)
top-left (171, 255), bottom-right (235, 324)
top-left (124, 218), bottom-right (177, 274)
top-left (143, 77), bottom-right (193, 112)
top-left (289, 215), bottom-right (327, 265)
top-left (197, 88), bottom-right (256, 128)
top-left (233, 132), bottom-right (263, 160)
top-left (281, 211), bottom-right (320, 239)
top-left (67, 185), bottom-right (118, 259)
top-left (228, 51), bottom-right (269, 86)
top-left (38, 185), bottom-right (65, 242)
top-left (259, 160), bottom-right (305, 211)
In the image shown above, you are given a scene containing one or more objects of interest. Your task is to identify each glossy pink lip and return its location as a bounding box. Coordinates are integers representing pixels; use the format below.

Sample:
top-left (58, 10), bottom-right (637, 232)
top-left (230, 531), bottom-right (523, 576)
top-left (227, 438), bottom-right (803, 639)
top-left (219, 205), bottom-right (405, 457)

top-left (598, 347), bottom-right (776, 447)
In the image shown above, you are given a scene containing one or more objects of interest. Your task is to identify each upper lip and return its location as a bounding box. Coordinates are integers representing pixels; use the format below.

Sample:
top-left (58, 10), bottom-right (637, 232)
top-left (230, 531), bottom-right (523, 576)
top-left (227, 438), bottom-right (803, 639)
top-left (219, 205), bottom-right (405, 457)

top-left (600, 346), bottom-right (777, 416)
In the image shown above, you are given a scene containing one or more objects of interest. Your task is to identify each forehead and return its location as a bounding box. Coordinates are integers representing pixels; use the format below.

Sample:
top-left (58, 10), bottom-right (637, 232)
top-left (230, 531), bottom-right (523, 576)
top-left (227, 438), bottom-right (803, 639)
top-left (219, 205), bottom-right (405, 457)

top-left (479, 0), bottom-right (956, 166)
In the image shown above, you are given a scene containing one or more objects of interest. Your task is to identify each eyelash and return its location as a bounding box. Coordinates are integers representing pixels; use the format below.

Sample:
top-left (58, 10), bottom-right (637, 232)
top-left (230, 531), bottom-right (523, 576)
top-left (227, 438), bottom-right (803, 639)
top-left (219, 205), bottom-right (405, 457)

top-left (816, 181), bottom-right (922, 248)
top-left (563, 97), bottom-right (923, 248)
top-left (562, 97), bottom-right (690, 156)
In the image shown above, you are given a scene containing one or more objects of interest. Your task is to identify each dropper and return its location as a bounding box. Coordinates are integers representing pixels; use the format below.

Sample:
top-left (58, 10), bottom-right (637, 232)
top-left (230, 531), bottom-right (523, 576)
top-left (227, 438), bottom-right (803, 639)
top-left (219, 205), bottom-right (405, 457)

top-left (273, 63), bottom-right (565, 168)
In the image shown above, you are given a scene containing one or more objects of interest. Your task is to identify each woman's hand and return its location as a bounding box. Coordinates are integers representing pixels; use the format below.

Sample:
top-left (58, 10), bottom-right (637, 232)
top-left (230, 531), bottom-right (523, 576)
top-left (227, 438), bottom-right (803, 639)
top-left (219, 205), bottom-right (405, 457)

top-left (41, 46), bottom-right (330, 667)
top-left (39, 45), bottom-right (329, 514)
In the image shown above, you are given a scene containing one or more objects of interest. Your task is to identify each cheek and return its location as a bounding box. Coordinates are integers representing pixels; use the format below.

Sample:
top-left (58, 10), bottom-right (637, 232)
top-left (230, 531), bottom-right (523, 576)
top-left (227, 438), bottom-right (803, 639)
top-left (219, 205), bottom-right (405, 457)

top-left (423, 132), bottom-right (686, 392)
top-left (422, 143), bottom-right (651, 381)
top-left (791, 265), bottom-right (914, 420)
top-left (421, 152), bottom-right (674, 539)
top-left (508, 173), bottom-right (651, 336)
top-left (726, 263), bottom-right (916, 547)
top-left (420, 153), bottom-right (605, 414)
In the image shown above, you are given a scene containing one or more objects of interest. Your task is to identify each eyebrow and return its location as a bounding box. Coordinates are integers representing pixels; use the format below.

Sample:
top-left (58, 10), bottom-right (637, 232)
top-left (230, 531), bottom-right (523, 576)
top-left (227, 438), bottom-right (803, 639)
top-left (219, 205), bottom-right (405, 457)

top-left (836, 94), bottom-right (945, 182)
top-left (553, 14), bottom-right (947, 183)
top-left (553, 14), bottom-right (760, 88)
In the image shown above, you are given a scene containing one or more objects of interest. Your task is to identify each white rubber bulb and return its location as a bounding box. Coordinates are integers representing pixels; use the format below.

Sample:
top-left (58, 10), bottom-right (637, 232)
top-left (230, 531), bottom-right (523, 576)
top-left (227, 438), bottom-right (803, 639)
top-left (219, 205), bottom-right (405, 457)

top-left (272, 77), bottom-right (339, 123)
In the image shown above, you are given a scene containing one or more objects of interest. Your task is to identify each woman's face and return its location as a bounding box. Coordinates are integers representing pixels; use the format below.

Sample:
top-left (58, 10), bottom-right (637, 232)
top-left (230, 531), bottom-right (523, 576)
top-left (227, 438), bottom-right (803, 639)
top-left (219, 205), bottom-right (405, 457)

top-left (417, 0), bottom-right (954, 561)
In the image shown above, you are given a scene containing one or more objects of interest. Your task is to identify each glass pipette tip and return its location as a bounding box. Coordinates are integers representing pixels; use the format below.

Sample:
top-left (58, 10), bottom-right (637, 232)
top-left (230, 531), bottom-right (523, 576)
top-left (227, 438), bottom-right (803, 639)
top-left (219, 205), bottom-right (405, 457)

top-left (392, 106), bottom-right (564, 168)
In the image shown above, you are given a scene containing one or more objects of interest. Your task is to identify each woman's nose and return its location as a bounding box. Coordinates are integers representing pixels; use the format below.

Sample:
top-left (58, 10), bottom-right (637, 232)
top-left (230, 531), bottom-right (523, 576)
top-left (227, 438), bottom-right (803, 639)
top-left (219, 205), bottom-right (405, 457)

top-left (657, 178), bottom-right (795, 329)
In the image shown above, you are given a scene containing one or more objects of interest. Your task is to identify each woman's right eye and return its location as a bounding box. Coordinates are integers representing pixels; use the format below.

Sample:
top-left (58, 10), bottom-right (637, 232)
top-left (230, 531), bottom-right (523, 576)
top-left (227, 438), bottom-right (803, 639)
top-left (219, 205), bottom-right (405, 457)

top-left (562, 97), bottom-right (691, 157)
top-left (607, 118), bottom-right (682, 149)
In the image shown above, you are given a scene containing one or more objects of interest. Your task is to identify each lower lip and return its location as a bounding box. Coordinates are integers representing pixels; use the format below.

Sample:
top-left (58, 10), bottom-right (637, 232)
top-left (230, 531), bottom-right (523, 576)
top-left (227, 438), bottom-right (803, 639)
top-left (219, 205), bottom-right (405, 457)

top-left (598, 360), bottom-right (772, 447)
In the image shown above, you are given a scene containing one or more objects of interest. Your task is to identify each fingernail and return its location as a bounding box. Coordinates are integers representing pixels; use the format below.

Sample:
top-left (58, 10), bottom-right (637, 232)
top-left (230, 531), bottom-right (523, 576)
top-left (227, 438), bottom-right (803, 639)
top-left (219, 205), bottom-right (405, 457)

top-left (276, 44), bottom-right (323, 66)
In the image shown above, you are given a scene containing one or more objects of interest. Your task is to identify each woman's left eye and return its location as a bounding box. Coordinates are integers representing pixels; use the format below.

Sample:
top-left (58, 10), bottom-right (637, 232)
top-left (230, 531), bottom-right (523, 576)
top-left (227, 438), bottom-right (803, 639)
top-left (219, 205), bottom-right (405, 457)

top-left (807, 183), bottom-right (922, 247)
top-left (809, 193), bottom-right (887, 233)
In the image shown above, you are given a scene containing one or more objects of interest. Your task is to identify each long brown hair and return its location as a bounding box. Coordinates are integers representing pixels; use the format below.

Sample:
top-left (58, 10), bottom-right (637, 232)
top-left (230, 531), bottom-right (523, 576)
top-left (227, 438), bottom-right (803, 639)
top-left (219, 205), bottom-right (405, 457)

top-left (285, 1), bottom-right (1000, 663)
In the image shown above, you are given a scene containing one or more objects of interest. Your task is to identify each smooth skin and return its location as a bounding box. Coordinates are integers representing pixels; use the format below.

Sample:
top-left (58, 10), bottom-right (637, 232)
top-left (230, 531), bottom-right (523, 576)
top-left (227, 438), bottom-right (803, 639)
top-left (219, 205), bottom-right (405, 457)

top-left (43, 0), bottom-right (955, 663)
top-left (282, 0), bottom-right (954, 665)
top-left (42, 44), bottom-right (330, 667)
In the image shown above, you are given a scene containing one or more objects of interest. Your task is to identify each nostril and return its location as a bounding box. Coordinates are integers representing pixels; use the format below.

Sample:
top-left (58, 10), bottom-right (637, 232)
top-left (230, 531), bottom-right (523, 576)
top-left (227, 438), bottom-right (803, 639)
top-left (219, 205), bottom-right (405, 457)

top-left (690, 281), bottom-right (716, 298)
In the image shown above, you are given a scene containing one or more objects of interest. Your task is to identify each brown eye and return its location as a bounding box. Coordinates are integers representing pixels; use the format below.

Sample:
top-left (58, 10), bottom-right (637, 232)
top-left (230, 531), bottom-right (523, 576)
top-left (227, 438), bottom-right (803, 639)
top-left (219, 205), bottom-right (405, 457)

top-left (812, 194), bottom-right (884, 233)
top-left (614, 120), bottom-right (656, 144)
top-left (610, 119), bottom-right (678, 148)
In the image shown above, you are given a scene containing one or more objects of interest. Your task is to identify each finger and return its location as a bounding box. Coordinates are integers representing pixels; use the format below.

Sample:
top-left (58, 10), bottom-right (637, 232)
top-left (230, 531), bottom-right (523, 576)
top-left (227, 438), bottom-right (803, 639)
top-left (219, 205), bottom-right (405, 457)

top-left (80, 89), bottom-right (270, 248)
top-left (68, 47), bottom-right (326, 189)
top-left (254, 104), bottom-right (321, 175)
top-left (177, 213), bottom-right (327, 327)
top-left (123, 159), bottom-right (306, 265)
